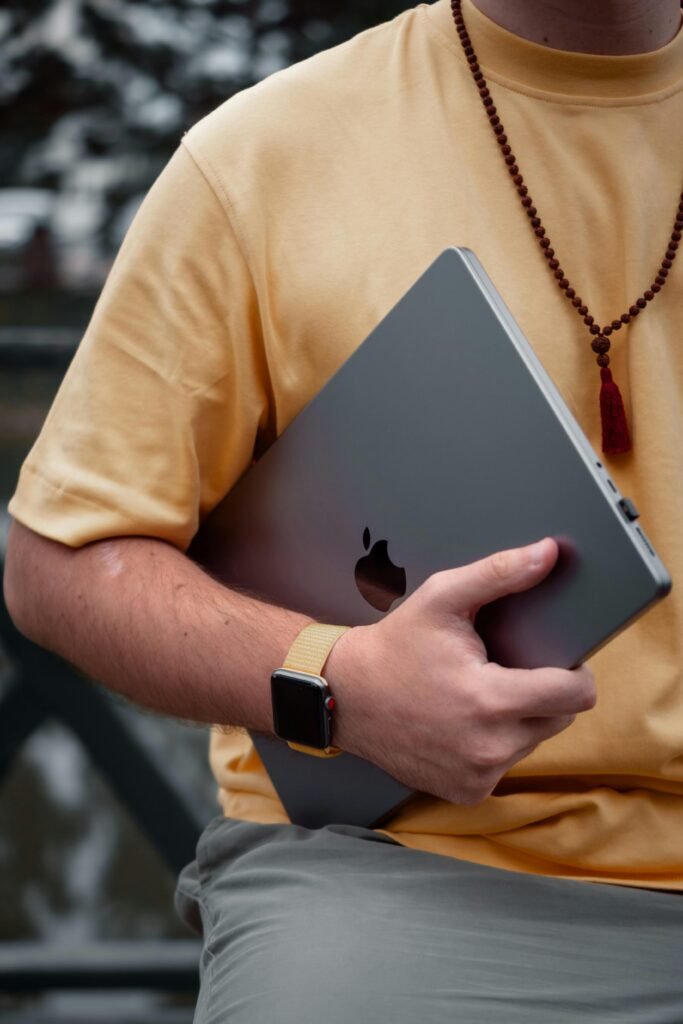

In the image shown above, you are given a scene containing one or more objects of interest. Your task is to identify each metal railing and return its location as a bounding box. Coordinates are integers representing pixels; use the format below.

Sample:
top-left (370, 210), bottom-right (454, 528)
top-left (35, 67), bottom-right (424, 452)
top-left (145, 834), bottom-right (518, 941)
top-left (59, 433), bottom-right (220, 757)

top-left (0, 542), bottom-right (204, 1008)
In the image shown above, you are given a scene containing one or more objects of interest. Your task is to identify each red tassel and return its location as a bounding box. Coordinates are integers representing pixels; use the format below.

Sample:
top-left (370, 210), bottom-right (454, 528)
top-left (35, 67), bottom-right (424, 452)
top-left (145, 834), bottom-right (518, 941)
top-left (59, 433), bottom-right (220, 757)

top-left (599, 367), bottom-right (631, 455)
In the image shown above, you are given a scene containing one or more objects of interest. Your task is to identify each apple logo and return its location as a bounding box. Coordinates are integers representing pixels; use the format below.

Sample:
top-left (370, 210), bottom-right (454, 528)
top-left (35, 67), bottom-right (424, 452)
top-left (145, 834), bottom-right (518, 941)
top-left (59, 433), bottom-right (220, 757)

top-left (354, 527), bottom-right (407, 613)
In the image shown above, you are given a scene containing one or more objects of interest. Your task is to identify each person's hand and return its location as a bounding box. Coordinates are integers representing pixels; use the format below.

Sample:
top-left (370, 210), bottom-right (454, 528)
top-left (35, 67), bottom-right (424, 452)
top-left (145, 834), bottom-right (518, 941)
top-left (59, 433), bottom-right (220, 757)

top-left (325, 538), bottom-right (596, 806)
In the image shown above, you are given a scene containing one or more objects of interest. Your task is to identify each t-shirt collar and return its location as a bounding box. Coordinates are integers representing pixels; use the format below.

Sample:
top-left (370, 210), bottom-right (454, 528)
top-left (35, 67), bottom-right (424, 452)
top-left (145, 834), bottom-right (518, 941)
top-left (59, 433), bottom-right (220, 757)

top-left (425, 0), bottom-right (683, 103)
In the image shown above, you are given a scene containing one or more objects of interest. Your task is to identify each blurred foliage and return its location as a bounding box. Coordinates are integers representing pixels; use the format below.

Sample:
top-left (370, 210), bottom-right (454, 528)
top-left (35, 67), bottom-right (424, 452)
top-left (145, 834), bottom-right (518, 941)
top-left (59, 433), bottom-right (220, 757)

top-left (1, 0), bottom-right (409, 250)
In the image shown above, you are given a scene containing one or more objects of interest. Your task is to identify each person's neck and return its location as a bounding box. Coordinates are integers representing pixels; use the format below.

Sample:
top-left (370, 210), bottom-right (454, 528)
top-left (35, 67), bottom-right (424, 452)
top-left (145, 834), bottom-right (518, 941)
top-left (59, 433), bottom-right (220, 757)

top-left (469, 0), bottom-right (682, 55)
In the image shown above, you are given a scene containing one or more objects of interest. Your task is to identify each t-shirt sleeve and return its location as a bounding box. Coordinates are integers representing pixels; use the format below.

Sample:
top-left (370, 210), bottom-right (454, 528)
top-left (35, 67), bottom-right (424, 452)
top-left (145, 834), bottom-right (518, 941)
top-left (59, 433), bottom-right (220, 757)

top-left (9, 142), bottom-right (270, 551)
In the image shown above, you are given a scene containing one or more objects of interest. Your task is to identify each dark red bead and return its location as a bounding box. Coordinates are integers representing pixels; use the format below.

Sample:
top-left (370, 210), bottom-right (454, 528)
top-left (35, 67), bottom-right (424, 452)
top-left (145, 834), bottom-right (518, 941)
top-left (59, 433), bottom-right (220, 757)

top-left (651, 283), bottom-right (661, 293)
top-left (527, 207), bottom-right (537, 217)
top-left (583, 314), bottom-right (594, 325)
top-left (601, 327), bottom-right (613, 338)
top-left (597, 354), bottom-right (610, 368)
top-left (522, 197), bottom-right (532, 207)
top-left (505, 154), bottom-right (516, 165)
top-left (464, 45), bottom-right (474, 56)
top-left (578, 305), bottom-right (588, 316)
top-left (656, 272), bottom-right (667, 282)
top-left (489, 115), bottom-right (500, 127)
top-left (536, 229), bottom-right (547, 240)
top-left (545, 248), bottom-right (554, 258)
top-left (644, 290), bottom-right (654, 301)
top-left (494, 125), bottom-right (504, 135)
top-left (590, 324), bottom-right (601, 335)
top-left (662, 258), bottom-right (673, 269)
top-left (621, 313), bottom-right (631, 324)
top-left (508, 164), bottom-right (519, 175)
top-left (611, 320), bottom-right (622, 331)
top-left (530, 216), bottom-right (541, 227)
top-left (659, 268), bottom-right (669, 277)
top-left (629, 305), bottom-right (640, 316)
top-left (483, 96), bottom-right (494, 107)
top-left (513, 174), bottom-right (523, 186)
top-left (566, 287), bottom-right (575, 298)
top-left (549, 259), bottom-right (560, 270)
top-left (592, 337), bottom-right (611, 352)
top-left (559, 278), bottom-right (570, 289)
top-left (673, 231), bottom-right (682, 242)
top-left (572, 297), bottom-right (582, 307)
top-left (501, 143), bottom-right (511, 154)
top-left (554, 268), bottom-right (564, 279)
top-left (636, 297), bottom-right (647, 308)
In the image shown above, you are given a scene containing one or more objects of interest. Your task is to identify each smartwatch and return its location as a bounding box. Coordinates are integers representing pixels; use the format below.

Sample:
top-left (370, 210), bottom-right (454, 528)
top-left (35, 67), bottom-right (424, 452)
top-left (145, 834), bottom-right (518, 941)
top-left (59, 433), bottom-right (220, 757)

top-left (271, 623), bottom-right (350, 758)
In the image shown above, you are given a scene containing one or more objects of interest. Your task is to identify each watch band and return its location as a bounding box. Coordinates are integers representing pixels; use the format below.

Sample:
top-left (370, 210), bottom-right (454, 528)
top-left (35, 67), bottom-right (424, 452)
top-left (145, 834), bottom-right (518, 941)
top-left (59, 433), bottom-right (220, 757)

top-left (282, 623), bottom-right (350, 757)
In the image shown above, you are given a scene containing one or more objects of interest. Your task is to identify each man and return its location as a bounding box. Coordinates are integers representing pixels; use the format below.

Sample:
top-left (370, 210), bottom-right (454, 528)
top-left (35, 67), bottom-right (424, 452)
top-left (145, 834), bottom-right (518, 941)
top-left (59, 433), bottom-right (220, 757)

top-left (4, 0), bottom-right (683, 1019)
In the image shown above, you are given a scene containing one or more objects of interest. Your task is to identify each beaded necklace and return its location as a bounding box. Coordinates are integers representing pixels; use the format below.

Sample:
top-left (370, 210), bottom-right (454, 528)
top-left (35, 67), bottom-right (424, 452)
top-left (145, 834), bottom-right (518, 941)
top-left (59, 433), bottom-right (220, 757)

top-left (450, 0), bottom-right (683, 455)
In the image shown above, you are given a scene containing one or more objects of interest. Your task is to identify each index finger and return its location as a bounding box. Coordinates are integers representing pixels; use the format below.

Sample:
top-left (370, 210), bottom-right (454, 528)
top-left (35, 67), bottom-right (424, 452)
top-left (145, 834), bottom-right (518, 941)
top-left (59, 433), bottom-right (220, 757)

top-left (481, 663), bottom-right (596, 719)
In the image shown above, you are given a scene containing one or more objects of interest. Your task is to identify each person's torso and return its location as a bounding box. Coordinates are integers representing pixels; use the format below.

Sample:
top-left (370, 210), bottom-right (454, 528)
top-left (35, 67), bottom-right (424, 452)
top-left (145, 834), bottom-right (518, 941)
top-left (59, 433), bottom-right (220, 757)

top-left (187, 0), bottom-right (683, 887)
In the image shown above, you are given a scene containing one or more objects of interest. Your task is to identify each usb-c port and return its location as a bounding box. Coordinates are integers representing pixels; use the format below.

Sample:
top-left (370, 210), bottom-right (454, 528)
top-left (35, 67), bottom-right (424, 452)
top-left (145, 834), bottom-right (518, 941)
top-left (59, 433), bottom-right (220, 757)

top-left (636, 526), bottom-right (655, 557)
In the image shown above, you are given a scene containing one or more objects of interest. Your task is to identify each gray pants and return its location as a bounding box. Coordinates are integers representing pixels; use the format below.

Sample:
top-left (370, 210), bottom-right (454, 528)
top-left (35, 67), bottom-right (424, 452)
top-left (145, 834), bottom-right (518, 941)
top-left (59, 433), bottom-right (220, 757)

top-left (175, 816), bottom-right (683, 1023)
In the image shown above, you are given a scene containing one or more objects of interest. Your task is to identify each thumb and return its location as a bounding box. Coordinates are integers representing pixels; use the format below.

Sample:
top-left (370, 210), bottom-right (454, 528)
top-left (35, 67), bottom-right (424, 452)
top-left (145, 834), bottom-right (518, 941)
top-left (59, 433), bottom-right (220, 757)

top-left (437, 538), bottom-right (559, 617)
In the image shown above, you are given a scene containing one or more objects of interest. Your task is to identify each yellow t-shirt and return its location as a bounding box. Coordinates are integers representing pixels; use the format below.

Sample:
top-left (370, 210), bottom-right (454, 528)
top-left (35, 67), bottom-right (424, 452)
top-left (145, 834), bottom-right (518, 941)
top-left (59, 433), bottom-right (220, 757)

top-left (10, 0), bottom-right (683, 888)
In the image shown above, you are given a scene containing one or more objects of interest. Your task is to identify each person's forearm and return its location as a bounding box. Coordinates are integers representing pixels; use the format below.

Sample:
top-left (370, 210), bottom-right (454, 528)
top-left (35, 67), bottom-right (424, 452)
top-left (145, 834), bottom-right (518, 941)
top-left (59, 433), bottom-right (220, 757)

top-left (3, 521), bottom-right (312, 730)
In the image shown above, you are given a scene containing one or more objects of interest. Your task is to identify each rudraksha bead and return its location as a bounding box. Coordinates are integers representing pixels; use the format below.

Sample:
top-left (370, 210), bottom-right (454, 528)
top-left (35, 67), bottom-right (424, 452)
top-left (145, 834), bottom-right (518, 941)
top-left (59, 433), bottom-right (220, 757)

top-left (451, 0), bottom-right (682, 407)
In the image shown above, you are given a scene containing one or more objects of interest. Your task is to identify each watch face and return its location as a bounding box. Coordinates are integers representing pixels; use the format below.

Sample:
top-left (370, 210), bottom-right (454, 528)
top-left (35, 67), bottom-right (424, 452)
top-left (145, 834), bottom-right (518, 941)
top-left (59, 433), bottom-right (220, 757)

top-left (271, 670), bottom-right (330, 748)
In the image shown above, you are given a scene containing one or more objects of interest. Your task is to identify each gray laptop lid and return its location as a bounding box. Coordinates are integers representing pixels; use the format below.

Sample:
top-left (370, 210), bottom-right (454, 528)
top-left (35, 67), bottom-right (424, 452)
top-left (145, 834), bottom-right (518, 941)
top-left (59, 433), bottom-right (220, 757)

top-left (190, 247), bottom-right (671, 829)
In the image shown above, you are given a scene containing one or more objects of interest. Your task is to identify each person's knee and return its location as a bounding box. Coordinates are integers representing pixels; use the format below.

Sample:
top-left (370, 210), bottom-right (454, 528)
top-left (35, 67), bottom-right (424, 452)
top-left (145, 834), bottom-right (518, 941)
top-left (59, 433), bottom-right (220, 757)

top-left (199, 902), bottom-right (383, 1023)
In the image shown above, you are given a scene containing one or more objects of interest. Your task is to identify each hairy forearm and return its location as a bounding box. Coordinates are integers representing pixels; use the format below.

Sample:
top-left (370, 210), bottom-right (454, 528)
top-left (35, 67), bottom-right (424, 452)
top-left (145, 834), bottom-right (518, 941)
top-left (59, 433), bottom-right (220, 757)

top-left (3, 521), bottom-right (312, 730)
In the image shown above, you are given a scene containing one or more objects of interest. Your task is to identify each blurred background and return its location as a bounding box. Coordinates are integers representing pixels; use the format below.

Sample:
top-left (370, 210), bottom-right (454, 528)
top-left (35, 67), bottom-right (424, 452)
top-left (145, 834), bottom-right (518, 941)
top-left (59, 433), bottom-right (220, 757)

top-left (0, 0), bottom-right (407, 1019)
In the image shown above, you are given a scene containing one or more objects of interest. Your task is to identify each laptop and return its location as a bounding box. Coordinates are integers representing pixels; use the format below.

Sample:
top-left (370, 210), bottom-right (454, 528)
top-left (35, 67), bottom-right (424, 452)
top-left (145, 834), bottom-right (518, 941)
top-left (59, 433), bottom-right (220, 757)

top-left (190, 247), bottom-right (672, 829)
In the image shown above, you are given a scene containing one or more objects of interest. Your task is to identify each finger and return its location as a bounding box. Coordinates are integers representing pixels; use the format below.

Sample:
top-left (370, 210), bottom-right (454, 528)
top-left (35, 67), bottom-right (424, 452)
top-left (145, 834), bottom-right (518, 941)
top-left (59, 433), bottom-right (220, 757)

top-left (497, 714), bottom-right (577, 770)
top-left (431, 538), bottom-right (559, 618)
top-left (519, 713), bottom-right (577, 748)
top-left (482, 663), bottom-right (596, 719)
